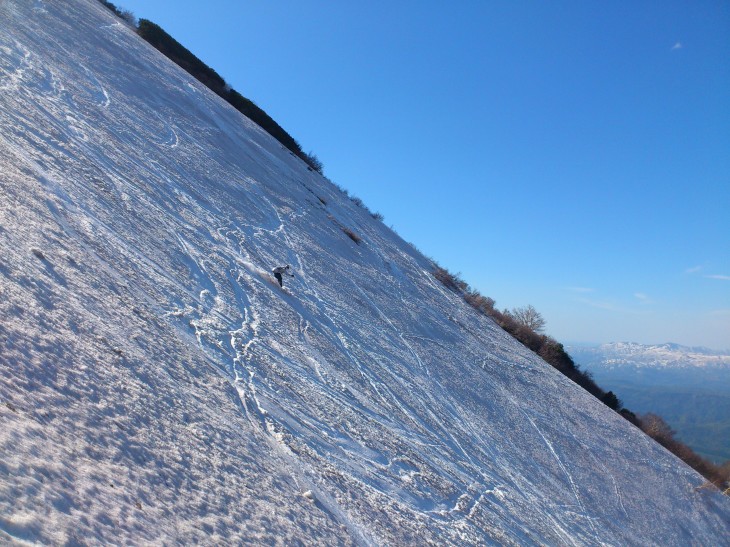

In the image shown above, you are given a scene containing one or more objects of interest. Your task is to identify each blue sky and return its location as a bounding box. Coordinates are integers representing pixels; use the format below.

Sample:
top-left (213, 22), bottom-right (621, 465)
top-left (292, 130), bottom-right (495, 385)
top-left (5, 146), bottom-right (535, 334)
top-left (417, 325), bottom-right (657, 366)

top-left (116, 0), bottom-right (729, 350)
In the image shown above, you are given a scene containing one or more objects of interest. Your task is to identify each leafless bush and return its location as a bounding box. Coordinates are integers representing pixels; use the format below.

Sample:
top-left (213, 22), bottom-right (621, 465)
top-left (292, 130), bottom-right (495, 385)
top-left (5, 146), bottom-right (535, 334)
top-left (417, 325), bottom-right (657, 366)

top-left (119, 8), bottom-right (137, 27)
top-left (464, 291), bottom-right (496, 315)
top-left (508, 305), bottom-right (546, 332)
top-left (639, 413), bottom-right (730, 490)
top-left (434, 266), bottom-right (468, 293)
top-left (342, 227), bottom-right (361, 245)
top-left (303, 151), bottom-right (323, 174)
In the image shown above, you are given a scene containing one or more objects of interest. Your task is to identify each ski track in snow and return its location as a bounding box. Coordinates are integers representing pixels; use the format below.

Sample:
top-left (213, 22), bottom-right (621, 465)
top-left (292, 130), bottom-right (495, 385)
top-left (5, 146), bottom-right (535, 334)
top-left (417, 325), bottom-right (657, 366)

top-left (567, 429), bottom-right (629, 521)
top-left (520, 409), bottom-right (596, 544)
top-left (2, 1), bottom-right (730, 545)
top-left (208, 208), bottom-right (494, 525)
top-left (79, 63), bottom-right (110, 108)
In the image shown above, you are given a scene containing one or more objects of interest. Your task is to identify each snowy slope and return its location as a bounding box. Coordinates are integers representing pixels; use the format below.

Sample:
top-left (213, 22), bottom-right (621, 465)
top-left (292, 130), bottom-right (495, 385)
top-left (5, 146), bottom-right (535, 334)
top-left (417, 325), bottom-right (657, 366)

top-left (1, 1), bottom-right (729, 545)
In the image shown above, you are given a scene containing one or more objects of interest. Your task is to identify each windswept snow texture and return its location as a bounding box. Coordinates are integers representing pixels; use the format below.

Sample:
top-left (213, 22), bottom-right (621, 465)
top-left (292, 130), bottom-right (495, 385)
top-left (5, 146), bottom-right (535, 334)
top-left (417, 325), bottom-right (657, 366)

top-left (1, 1), bottom-right (729, 545)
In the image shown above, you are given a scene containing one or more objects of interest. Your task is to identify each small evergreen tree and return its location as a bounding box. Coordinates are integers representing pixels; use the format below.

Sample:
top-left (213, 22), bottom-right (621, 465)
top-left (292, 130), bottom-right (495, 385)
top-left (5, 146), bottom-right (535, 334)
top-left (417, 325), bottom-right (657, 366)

top-left (601, 391), bottom-right (621, 411)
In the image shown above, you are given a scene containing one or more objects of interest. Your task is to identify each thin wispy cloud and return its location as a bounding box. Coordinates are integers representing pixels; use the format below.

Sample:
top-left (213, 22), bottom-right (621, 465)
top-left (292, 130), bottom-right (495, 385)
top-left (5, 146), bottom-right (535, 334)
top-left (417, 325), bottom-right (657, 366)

top-left (634, 292), bottom-right (652, 303)
top-left (685, 265), bottom-right (702, 275)
top-left (578, 298), bottom-right (620, 312)
top-left (577, 297), bottom-right (653, 315)
top-left (705, 274), bottom-right (730, 281)
top-left (671, 42), bottom-right (683, 51)
top-left (566, 287), bottom-right (595, 293)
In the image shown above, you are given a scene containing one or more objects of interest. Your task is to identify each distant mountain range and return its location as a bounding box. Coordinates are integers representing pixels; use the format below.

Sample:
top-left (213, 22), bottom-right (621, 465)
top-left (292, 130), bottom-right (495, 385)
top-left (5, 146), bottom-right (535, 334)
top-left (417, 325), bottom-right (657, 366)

top-left (568, 343), bottom-right (730, 463)
top-left (570, 342), bottom-right (730, 369)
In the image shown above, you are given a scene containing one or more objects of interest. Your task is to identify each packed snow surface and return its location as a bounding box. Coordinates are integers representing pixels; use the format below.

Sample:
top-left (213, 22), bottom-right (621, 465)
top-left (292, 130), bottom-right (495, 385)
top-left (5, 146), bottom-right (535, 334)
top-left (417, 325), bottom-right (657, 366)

top-left (1, 1), bottom-right (729, 545)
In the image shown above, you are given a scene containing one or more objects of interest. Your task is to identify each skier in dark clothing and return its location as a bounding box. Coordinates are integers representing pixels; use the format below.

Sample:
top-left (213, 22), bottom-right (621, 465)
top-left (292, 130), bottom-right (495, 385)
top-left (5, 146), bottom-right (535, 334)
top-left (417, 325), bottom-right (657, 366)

top-left (272, 265), bottom-right (294, 287)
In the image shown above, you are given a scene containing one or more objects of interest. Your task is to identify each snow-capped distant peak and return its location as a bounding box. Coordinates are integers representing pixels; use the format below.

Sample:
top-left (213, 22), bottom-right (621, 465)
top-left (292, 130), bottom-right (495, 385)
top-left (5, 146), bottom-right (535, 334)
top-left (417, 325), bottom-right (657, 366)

top-left (573, 342), bottom-right (730, 369)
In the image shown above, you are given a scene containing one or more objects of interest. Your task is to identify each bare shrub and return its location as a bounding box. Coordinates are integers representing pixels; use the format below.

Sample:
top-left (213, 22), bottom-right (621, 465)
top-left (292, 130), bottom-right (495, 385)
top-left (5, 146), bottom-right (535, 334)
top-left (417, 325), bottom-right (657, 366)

top-left (509, 305), bottom-right (546, 332)
top-left (97, 0), bottom-right (135, 26)
top-left (119, 8), bottom-right (137, 27)
top-left (342, 227), bottom-right (361, 245)
top-left (433, 266), bottom-right (468, 293)
top-left (303, 151), bottom-right (323, 174)
top-left (639, 413), bottom-right (730, 490)
top-left (464, 291), bottom-right (496, 315)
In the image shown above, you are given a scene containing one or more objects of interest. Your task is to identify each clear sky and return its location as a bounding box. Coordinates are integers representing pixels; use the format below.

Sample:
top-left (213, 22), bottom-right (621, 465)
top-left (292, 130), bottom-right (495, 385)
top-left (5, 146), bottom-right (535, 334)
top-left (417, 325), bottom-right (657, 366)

top-left (114, 0), bottom-right (729, 350)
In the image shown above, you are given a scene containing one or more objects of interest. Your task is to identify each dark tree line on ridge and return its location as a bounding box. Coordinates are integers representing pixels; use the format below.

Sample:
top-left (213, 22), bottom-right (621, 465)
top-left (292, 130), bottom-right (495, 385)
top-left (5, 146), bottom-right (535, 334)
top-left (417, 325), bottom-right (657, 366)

top-left (98, 1), bottom-right (323, 175)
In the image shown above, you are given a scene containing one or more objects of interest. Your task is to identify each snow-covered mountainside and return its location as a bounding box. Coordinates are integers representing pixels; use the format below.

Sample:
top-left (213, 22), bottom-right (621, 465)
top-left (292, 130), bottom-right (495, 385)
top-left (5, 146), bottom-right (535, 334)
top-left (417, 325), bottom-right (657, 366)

top-left (569, 342), bottom-right (730, 370)
top-left (2, 1), bottom-right (729, 544)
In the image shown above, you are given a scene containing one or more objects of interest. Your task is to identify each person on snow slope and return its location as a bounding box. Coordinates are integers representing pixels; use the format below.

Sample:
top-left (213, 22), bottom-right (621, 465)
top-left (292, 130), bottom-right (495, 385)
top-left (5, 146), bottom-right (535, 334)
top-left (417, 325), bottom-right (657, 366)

top-left (272, 265), bottom-right (294, 287)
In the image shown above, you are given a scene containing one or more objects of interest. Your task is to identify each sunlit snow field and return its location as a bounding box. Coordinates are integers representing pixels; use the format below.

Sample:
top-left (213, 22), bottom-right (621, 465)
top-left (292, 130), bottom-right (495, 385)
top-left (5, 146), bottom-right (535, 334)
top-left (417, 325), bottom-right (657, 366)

top-left (1, 1), bottom-right (729, 544)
